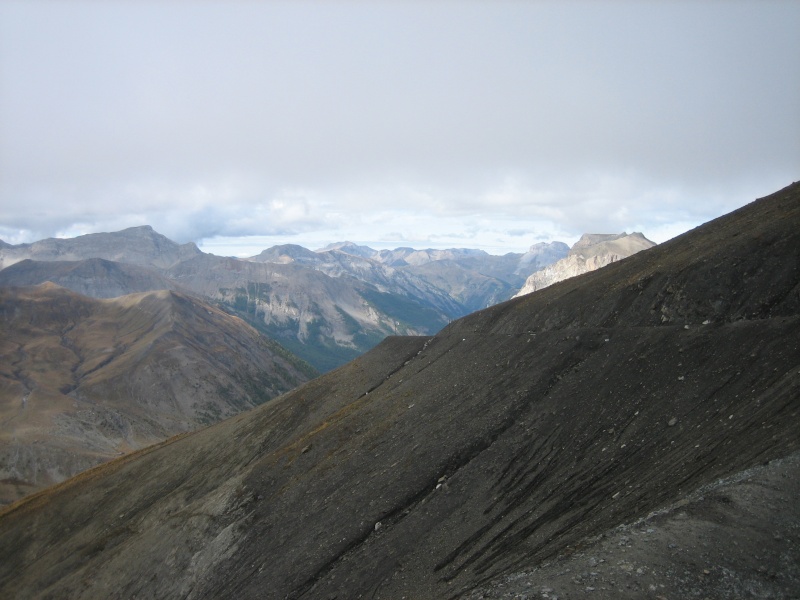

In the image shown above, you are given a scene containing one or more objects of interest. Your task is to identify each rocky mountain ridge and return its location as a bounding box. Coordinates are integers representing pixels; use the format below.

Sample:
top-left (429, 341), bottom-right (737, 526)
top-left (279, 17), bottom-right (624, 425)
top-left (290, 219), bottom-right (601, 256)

top-left (0, 225), bottom-right (200, 271)
top-left (0, 283), bottom-right (315, 505)
top-left (0, 182), bottom-right (796, 599)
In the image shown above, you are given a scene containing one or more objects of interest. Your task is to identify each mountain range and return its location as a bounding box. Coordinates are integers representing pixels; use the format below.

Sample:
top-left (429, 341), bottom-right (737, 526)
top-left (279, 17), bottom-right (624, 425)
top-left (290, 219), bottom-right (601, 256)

top-left (0, 228), bottom-right (651, 372)
top-left (0, 222), bottom-right (652, 506)
top-left (0, 181), bottom-right (796, 599)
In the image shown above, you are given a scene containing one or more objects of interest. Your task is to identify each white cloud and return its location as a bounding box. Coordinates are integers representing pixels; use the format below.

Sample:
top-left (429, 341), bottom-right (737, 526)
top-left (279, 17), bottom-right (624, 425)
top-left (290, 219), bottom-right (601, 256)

top-left (0, 2), bottom-right (797, 254)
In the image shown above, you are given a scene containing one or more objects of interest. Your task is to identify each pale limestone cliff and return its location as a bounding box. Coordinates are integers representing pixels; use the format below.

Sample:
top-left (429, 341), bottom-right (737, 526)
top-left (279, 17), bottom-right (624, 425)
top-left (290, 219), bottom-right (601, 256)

top-left (514, 232), bottom-right (655, 297)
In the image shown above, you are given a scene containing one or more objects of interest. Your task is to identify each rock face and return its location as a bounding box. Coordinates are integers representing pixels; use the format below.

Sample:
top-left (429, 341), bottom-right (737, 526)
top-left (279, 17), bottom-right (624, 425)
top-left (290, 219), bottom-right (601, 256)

top-left (515, 232), bottom-right (655, 297)
top-left (0, 182), bottom-right (797, 599)
top-left (165, 253), bottom-right (455, 372)
top-left (515, 240), bottom-right (571, 276)
top-left (0, 283), bottom-right (315, 505)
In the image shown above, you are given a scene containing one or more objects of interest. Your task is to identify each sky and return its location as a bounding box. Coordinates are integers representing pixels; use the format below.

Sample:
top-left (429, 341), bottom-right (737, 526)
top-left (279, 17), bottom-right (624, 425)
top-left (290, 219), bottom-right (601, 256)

top-left (1, 1), bottom-right (798, 257)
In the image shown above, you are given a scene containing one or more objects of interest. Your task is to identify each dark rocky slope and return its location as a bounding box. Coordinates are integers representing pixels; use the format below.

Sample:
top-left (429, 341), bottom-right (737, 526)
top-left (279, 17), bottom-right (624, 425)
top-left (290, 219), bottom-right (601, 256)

top-left (465, 451), bottom-right (800, 598)
top-left (0, 182), bottom-right (798, 599)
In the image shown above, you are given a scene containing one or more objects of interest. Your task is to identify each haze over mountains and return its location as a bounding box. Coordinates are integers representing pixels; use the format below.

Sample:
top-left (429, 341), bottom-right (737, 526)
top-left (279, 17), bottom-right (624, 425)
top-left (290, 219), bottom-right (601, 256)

top-left (0, 182), bottom-right (796, 599)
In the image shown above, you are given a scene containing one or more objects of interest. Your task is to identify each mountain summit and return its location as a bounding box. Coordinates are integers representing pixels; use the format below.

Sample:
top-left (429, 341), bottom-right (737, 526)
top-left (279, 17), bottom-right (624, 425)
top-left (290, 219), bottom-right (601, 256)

top-left (0, 226), bottom-right (201, 271)
top-left (515, 231), bottom-right (655, 297)
top-left (0, 183), bottom-right (798, 599)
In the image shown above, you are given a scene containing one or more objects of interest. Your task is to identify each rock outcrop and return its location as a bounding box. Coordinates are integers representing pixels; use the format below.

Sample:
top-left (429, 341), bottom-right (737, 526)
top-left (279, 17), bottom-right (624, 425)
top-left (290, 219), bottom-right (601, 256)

top-left (514, 240), bottom-right (571, 275)
top-left (515, 232), bottom-right (655, 297)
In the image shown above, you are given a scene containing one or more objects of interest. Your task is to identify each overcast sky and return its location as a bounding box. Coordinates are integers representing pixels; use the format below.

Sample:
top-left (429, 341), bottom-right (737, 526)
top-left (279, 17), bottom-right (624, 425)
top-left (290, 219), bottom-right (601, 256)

top-left (1, 1), bottom-right (798, 256)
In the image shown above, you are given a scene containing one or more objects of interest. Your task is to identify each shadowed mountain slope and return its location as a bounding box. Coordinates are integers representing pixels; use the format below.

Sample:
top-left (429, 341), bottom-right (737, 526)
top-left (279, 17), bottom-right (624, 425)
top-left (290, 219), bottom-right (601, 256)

top-left (0, 257), bottom-right (185, 298)
top-left (0, 284), bottom-right (315, 505)
top-left (0, 182), bottom-right (798, 599)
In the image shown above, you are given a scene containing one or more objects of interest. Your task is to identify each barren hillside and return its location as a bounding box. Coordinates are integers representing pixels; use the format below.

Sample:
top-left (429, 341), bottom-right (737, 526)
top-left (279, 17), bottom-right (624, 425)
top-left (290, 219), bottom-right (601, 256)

top-left (0, 284), bottom-right (315, 504)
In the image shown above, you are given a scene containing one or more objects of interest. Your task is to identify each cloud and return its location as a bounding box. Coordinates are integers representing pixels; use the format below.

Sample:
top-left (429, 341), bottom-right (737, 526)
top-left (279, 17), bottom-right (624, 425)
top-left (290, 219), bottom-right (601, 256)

top-left (0, 2), bottom-right (798, 253)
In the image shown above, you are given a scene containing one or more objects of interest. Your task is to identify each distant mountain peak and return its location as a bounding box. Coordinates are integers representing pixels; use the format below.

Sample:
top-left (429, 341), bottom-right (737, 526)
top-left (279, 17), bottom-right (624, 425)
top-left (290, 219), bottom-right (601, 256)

top-left (515, 231), bottom-right (656, 297)
top-left (249, 244), bottom-right (319, 264)
top-left (318, 241), bottom-right (377, 259)
top-left (34, 280), bottom-right (64, 292)
top-left (527, 240), bottom-right (569, 252)
top-left (0, 226), bottom-right (202, 270)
